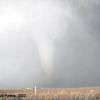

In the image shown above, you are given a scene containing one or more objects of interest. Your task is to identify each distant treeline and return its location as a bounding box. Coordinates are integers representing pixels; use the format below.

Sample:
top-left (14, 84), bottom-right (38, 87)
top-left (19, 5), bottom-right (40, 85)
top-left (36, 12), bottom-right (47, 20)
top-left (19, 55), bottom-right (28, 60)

top-left (0, 94), bottom-right (26, 97)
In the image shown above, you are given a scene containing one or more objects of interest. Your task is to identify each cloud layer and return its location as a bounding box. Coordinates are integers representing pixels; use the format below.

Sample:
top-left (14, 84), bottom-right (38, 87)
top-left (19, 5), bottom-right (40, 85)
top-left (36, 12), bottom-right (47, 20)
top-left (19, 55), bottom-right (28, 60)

top-left (0, 0), bottom-right (100, 88)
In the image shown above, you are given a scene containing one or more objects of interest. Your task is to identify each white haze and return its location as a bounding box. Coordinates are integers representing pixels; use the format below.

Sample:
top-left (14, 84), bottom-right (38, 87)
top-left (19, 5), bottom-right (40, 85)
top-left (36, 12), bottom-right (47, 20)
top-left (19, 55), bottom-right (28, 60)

top-left (0, 0), bottom-right (100, 87)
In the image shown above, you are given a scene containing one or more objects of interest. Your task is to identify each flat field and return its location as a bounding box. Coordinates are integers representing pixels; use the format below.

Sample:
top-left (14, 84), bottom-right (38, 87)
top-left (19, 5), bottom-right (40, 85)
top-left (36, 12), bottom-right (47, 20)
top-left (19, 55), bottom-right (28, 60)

top-left (0, 87), bottom-right (100, 100)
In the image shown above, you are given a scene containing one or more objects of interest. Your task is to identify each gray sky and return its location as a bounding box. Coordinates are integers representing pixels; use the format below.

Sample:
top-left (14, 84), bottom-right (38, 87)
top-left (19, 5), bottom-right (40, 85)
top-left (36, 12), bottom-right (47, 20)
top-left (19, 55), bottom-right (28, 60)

top-left (0, 0), bottom-right (100, 88)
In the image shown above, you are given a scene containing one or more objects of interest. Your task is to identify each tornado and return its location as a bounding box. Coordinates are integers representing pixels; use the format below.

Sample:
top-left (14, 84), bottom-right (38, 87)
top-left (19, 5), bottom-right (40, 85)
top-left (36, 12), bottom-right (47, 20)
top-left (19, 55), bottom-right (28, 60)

top-left (32, 0), bottom-right (71, 78)
top-left (32, 1), bottom-right (61, 77)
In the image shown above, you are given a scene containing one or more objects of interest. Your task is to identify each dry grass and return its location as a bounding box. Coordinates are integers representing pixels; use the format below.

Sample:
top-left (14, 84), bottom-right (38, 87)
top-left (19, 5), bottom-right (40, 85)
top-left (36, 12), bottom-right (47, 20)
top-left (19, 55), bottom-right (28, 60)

top-left (0, 87), bottom-right (100, 100)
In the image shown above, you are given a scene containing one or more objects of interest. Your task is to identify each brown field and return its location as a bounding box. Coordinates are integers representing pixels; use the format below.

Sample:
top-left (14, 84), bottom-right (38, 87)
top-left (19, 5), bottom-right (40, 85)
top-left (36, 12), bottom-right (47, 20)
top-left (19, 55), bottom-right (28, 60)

top-left (0, 87), bottom-right (100, 100)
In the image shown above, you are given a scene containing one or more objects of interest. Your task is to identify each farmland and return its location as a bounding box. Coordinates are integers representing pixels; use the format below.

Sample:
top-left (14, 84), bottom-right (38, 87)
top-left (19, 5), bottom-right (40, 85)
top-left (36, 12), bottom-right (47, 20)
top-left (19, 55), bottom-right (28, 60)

top-left (0, 87), bottom-right (100, 100)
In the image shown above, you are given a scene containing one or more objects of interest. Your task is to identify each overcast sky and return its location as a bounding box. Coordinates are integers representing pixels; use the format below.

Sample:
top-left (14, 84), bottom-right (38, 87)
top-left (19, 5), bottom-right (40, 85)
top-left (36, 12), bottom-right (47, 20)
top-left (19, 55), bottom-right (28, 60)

top-left (0, 0), bottom-right (100, 88)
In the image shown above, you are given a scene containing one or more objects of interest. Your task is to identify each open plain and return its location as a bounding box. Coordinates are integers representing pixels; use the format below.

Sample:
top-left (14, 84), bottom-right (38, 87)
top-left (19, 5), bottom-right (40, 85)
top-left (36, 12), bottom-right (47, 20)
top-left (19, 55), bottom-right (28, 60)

top-left (0, 87), bottom-right (100, 100)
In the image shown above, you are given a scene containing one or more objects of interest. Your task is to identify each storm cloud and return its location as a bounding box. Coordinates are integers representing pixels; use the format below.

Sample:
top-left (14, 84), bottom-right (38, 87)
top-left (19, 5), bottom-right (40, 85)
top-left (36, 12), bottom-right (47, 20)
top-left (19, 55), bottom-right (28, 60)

top-left (0, 0), bottom-right (100, 88)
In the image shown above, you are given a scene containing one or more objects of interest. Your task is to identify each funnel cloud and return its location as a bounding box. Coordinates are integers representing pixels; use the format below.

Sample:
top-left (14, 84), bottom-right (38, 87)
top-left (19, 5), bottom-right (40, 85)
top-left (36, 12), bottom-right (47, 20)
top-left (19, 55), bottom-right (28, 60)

top-left (0, 0), bottom-right (100, 88)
